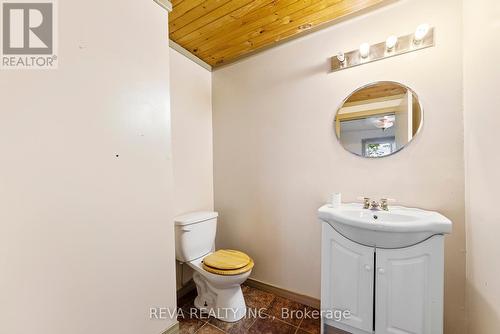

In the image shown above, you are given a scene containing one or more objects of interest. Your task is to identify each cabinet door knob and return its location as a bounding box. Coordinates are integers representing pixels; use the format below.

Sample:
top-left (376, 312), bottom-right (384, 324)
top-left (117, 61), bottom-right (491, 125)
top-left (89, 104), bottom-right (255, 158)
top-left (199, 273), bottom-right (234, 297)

top-left (378, 268), bottom-right (385, 275)
top-left (364, 265), bottom-right (372, 271)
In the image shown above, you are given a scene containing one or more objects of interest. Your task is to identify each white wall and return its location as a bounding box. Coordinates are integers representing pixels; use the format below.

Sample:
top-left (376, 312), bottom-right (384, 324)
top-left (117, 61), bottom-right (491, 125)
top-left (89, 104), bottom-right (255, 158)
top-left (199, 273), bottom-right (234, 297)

top-left (212, 0), bottom-right (465, 333)
top-left (169, 49), bottom-right (213, 288)
top-left (170, 49), bottom-right (214, 217)
top-left (464, 0), bottom-right (500, 333)
top-left (0, 1), bottom-right (177, 334)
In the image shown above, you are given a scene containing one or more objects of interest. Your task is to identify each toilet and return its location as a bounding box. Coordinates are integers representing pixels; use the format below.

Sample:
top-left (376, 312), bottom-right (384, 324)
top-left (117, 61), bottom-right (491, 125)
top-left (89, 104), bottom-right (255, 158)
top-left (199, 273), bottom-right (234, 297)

top-left (175, 211), bottom-right (254, 322)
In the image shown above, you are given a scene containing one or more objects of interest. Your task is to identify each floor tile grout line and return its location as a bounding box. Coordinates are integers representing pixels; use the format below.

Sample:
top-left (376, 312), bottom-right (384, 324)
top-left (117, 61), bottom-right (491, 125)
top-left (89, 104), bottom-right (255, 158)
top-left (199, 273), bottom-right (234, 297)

top-left (194, 322), bottom-right (221, 333)
top-left (193, 322), bottom-right (204, 334)
top-left (296, 318), bottom-right (304, 333)
top-left (247, 318), bottom-right (257, 332)
top-left (260, 309), bottom-right (305, 329)
top-left (269, 315), bottom-right (301, 329)
top-left (207, 322), bottom-right (224, 333)
top-left (244, 316), bottom-right (258, 333)
top-left (180, 285), bottom-right (320, 334)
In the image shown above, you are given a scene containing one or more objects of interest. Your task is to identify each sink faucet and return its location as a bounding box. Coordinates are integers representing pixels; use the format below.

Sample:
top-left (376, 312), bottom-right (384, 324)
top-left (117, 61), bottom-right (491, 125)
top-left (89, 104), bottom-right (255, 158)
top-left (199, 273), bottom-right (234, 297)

top-left (362, 197), bottom-right (390, 211)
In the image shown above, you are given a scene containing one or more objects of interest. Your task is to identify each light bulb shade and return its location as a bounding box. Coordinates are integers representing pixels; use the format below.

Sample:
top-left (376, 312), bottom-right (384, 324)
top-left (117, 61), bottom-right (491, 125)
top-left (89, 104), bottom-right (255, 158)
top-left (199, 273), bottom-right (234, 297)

top-left (359, 43), bottom-right (370, 58)
top-left (386, 35), bottom-right (398, 50)
top-left (414, 23), bottom-right (430, 42)
top-left (336, 51), bottom-right (345, 63)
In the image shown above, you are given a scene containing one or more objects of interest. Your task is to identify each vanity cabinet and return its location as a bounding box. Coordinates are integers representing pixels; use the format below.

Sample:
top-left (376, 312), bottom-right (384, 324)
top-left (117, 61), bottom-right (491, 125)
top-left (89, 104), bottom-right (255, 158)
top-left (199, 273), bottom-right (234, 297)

top-left (321, 223), bottom-right (374, 333)
top-left (321, 223), bottom-right (444, 334)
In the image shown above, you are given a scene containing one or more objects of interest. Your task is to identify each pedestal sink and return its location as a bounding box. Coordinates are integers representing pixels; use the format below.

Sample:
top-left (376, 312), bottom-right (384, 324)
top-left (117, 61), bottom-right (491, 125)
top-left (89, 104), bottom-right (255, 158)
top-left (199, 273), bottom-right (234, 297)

top-left (318, 203), bottom-right (452, 248)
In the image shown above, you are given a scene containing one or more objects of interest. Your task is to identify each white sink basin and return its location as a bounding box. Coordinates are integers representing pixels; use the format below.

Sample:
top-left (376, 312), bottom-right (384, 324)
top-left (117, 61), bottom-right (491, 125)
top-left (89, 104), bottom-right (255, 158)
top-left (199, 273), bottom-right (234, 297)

top-left (318, 203), bottom-right (452, 248)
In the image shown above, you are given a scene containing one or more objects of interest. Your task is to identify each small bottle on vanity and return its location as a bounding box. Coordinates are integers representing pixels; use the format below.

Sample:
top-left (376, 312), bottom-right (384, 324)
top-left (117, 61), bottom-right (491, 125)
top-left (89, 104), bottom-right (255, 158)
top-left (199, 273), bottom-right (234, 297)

top-left (330, 192), bottom-right (342, 208)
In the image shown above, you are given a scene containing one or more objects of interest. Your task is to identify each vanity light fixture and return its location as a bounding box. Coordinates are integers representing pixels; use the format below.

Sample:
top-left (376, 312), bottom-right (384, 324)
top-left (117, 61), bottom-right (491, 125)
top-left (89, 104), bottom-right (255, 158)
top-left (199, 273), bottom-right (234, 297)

top-left (385, 35), bottom-right (398, 51)
top-left (331, 25), bottom-right (435, 72)
top-left (414, 23), bottom-right (430, 44)
top-left (359, 43), bottom-right (370, 58)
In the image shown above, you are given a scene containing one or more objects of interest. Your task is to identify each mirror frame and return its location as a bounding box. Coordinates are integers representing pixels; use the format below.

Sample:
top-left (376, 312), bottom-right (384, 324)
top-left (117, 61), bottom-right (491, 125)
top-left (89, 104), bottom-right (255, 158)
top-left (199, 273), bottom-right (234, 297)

top-left (334, 81), bottom-right (424, 158)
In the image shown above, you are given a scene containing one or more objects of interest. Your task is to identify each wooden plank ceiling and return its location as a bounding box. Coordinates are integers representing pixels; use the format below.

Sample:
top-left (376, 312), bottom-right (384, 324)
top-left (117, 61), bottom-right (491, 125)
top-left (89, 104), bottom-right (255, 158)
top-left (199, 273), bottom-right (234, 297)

top-left (169, 0), bottom-right (391, 68)
top-left (347, 83), bottom-right (407, 103)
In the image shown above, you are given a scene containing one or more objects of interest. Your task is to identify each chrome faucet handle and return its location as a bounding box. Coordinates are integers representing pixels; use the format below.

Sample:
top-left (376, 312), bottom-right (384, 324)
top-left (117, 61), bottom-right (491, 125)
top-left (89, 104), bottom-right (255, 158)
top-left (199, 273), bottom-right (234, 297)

top-left (359, 197), bottom-right (370, 209)
top-left (380, 198), bottom-right (395, 211)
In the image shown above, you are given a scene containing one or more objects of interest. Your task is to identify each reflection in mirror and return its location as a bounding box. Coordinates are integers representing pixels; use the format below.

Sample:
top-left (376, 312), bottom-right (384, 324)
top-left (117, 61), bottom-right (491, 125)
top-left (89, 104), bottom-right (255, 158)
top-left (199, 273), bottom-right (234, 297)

top-left (335, 82), bottom-right (422, 158)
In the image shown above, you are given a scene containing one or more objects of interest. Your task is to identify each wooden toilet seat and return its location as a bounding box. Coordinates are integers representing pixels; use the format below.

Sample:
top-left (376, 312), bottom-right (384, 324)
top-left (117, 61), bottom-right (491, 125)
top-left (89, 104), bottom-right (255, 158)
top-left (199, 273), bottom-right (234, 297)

top-left (202, 249), bottom-right (254, 275)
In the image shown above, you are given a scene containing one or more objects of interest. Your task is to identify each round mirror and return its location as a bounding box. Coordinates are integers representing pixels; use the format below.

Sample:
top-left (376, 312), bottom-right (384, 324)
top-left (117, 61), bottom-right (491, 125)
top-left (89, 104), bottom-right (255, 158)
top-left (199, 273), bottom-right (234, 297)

top-left (334, 81), bottom-right (423, 158)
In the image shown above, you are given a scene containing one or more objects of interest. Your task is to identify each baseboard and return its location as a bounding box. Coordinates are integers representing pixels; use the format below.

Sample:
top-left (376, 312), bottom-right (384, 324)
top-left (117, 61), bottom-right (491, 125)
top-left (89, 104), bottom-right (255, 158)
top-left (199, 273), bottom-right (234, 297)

top-left (161, 321), bottom-right (179, 334)
top-left (176, 279), bottom-right (196, 300)
top-left (245, 278), bottom-right (320, 309)
top-left (176, 277), bottom-right (321, 310)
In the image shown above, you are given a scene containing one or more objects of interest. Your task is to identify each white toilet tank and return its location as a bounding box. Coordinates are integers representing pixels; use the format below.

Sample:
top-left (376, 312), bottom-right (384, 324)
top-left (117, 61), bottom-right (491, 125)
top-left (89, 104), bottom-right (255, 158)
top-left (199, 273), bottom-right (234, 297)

top-left (174, 211), bottom-right (218, 262)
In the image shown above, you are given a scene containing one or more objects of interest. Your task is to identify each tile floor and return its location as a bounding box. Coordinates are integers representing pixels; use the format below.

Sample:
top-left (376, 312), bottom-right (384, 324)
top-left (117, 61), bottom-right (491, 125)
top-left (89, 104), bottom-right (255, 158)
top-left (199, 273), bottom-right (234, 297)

top-left (177, 283), bottom-right (349, 334)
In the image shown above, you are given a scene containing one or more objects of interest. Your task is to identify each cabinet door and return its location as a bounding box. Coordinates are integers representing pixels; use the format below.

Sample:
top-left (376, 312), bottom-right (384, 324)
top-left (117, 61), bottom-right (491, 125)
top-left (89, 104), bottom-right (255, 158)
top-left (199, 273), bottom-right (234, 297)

top-left (375, 235), bottom-right (444, 334)
top-left (321, 223), bottom-right (374, 332)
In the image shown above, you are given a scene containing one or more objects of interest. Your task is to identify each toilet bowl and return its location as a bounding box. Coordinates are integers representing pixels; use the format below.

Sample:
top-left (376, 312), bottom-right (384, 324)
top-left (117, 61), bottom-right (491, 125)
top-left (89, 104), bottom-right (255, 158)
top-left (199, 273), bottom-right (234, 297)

top-left (175, 212), bottom-right (254, 322)
top-left (188, 253), bottom-right (252, 322)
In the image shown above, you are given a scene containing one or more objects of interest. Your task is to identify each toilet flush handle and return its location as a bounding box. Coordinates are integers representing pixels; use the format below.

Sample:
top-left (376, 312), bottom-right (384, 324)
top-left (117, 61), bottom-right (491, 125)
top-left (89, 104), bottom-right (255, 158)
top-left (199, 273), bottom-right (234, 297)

top-left (180, 227), bottom-right (192, 232)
